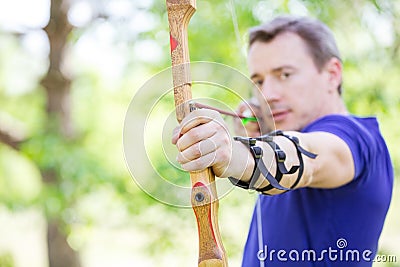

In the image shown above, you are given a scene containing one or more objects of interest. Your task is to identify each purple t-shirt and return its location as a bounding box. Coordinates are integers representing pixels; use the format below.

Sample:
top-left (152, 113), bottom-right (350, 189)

top-left (242, 115), bottom-right (393, 266)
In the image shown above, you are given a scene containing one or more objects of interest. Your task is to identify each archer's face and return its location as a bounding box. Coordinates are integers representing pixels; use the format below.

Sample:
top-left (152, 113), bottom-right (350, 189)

top-left (247, 32), bottom-right (336, 131)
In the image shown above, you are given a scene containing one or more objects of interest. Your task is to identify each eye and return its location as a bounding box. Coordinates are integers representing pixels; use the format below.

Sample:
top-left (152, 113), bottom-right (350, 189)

top-left (253, 79), bottom-right (263, 88)
top-left (279, 71), bottom-right (292, 80)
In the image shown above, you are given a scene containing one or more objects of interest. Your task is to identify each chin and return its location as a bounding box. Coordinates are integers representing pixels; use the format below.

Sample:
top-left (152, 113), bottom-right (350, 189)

top-left (274, 116), bottom-right (304, 131)
top-left (272, 121), bottom-right (287, 130)
top-left (273, 122), bottom-right (297, 132)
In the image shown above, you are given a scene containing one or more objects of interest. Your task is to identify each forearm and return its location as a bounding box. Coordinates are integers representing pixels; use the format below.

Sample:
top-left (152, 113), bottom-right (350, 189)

top-left (256, 134), bottom-right (314, 194)
top-left (173, 109), bottom-right (349, 192)
top-left (221, 140), bottom-right (255, 180)
top-left (229, 131), bottom-right (317, 195)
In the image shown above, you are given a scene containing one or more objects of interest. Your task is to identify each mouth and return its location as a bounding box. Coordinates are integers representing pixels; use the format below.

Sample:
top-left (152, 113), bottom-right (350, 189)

top-left (271, 109), bottom-right (290, 123)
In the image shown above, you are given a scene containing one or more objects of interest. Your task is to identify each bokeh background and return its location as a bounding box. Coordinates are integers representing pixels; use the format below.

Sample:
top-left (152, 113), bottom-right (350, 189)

top-left (0, 0), bottom-right (399, 266)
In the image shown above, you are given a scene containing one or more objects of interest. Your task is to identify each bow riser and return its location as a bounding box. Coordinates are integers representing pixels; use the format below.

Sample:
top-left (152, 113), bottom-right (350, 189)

top-left (166, 1), bottom-right (228, 266)
top-left (166, 1), bottom-right (195, 122)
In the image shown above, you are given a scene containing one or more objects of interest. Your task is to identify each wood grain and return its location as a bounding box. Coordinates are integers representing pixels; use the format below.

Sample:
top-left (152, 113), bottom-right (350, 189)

top-left (166, 0), bottom-right (228, 266)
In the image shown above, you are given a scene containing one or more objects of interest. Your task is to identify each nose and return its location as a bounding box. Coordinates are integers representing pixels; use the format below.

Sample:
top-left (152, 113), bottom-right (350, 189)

top-left (260, 78), bottom-right (281, 103)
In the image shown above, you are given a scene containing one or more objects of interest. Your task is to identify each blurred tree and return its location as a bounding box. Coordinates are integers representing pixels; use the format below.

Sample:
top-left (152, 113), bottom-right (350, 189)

top-left (0, 0), bottom-right (81, 266)
top-left (39, 0), bottom-right (81, 266)
top-left (0, 0), bottom-right (399, 267)
top-left (0, 0), bottom-right (136, 266)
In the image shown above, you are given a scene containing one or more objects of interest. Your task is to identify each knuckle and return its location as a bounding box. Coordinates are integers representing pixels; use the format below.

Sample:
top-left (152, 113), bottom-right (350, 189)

top-left (187, 128), bottom-right (200, 141)
top-left (176, 153), bottom-right (182, 163)
top-left (192, 160), bottom-right (206, 171)
top-left (210, 109), bottom-right (220, 118)
top-left (213, 121), bottom-right (224, 131)
top-left (176, 139), bottom-right (184, 152)
top-left (218, 149), bottom-right (230, 163)
top-left (221, 134), bottom-right (231, 146)
top-left (215, 131), bottom-right (230, 146)
top-left (177, 152), bottom-right (189, 164)
top-left (192, 144), bottom-right (202, 158)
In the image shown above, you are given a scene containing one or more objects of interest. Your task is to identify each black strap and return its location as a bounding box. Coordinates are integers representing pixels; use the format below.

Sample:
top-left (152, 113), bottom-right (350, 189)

top-left (257, 130), bottom-right (317, 193)
top-left (229, 136), bottom-right (289, 192)
top-left (228, 131), bottom-right (317, 194)
top-left (256, 158), bottom-right (290, 191)
top-left (228, 137), bottom-right (261, 190)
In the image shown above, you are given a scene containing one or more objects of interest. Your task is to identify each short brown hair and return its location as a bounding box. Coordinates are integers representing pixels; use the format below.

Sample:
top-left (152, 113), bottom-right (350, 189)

top-left (249, 16), bottom-right (342, 93)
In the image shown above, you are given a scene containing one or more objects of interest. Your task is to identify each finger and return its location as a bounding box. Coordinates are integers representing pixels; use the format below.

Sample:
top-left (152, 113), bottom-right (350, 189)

top-left (180, 109), bottom-right (220, 135)
top-left (171, 126), bottom-right (181, 145)
top-left (234, 117), bottom-right (261, 137)
top-left (236, 101), bottom-right (249, 114)
top-left (234, 101), bottom-right (261, 136)
top-left (176, 115), bottom-right (227, 152)
top-left (233, 116), bottom-right (247, 136)
top-left (180, 150), bottom-right (216, 172)
top-left (172, 109), bottom-right (217, 145)
top-left (245, 122), bottom-right (261, 137)
top-left (177, 138), bottom-right (217, 164)
top-left (236, 99), bottom-right (259, 115)
top-left (245, 121), bottom-right (261, 133)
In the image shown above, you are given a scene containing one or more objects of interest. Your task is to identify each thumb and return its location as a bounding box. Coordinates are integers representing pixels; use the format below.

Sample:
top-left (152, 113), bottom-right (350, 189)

top-left (171, 126), bottom-right (181, 145)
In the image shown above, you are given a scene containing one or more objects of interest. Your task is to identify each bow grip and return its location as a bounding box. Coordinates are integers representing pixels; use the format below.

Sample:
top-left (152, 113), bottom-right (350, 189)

top-left (166, 0), bottom-right (228, 266)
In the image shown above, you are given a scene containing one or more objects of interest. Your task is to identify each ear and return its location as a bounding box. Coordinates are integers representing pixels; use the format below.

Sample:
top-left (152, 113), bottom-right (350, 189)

top-left (324, 57), bottom-right (342, 94)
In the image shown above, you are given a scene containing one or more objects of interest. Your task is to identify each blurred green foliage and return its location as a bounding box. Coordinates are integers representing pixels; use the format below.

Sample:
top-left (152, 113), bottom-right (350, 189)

top-left (0, 0), bottom-right (399, 266)
top-left (0, 253), bottom-right (14, 267)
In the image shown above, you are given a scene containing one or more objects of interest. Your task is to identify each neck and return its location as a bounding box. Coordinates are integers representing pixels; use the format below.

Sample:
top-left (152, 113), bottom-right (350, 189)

top-left (307, 95), bottom-right (348, 128)
top-left (327, 95), bottom-right (348, 115)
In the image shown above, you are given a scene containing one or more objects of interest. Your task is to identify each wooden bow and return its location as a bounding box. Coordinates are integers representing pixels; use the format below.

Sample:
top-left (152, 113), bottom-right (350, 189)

top-left (166, 0), bottom-right (228, 266)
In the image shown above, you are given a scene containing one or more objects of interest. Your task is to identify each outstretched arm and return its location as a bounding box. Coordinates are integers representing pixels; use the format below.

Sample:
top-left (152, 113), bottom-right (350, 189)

top-left (173, 109), bottom-right (354, 195)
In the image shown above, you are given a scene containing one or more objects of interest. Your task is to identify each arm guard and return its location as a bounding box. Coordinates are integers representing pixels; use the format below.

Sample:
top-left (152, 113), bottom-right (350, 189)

top-left (228, 130), bottom-right (317, 194)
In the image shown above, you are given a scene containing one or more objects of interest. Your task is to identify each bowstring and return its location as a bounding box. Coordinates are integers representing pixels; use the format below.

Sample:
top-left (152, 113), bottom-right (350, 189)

top-left (256, 196), bottom-right (265, 267)
top-left (229, 0), bottom-right (243, 54)
top-left (229, 2), bottom-right (265, 265)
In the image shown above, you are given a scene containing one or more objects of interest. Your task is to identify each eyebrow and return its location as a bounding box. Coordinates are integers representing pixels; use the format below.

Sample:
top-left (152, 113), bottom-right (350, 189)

top-left (250, 65), bottom-right (296, 80)
top-left (271, 65), bottom-right (296, 74)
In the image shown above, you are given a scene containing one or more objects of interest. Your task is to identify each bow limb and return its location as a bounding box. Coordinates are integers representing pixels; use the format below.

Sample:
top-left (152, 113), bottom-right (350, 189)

top-left (166, 1), bottom-right (228, 266)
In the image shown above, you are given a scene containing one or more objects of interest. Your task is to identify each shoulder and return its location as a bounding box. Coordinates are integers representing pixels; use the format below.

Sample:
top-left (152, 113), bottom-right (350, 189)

top-left (303, 114), bottom-right (377, 132)
top-left (303, 114), bottom-right (386, 180)
top-left (302, 114), bottom-right (380, 146)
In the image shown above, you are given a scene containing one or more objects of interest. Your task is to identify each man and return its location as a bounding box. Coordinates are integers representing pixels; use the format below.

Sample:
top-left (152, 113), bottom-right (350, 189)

top-left (172, 16), bottom-right (393, 266)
